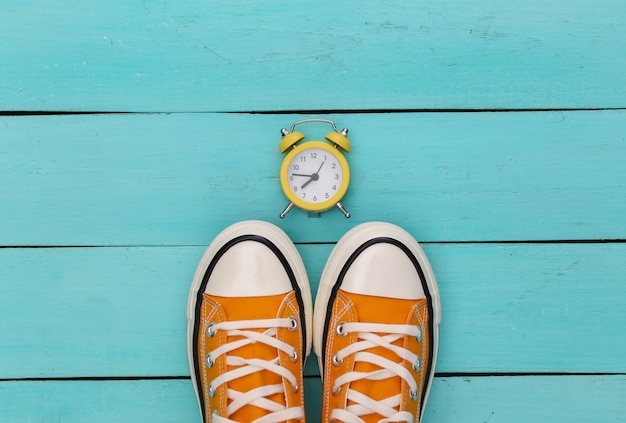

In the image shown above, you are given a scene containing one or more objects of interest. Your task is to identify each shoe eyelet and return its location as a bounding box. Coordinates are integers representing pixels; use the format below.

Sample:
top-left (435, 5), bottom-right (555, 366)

top-left (332, 354), bottom-right (343, 366)
top-left (336, 322), bottom-right (347, 337)
top-left (413, 357), bottom-right (421, 371)
top-left (213, 410), bottom-right (219, 416)
top-left (207, 322), bottom-right (217, 338)
top-left (292, 382), bottom-right (299, 393)
top-left (332, 385), bottom-right (340, 395)
top-left (206, 352), bottom-right (214, 368)
top-left (209, 384), bottom-right (216, 397)
top-left (415, 326), bottom-right (422, 342)
top-left (410, 389), bottom-right (418, 401)
top-left (290, 349), bottom-right (298, 362)
top-left (288, 316), bottom-right (298, 331)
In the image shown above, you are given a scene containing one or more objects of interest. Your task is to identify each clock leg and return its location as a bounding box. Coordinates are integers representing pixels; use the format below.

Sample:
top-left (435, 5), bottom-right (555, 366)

top-left (336, 202), bottom-right (351, 218)
top-left (279, 202), bottom-right (295, 219)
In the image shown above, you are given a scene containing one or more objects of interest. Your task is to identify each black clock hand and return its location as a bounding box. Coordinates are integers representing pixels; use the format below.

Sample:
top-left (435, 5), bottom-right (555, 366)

top-left (301, 162), bottom-right (325, 189)
top-left (315, 161), bottom-right (325, 174)
top-left (300, 175), bottom-right (317, 189)
top-left (292, 173), bottom-right (313, 177)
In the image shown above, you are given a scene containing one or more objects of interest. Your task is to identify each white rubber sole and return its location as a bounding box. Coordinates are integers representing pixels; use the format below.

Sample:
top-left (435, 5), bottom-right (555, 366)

top-left (312, 221), bottom-right (441, 421)
top-left (186, 220), bottom-right (313, 416)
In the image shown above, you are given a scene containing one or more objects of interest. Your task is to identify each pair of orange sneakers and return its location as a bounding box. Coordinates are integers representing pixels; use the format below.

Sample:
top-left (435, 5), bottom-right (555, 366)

top-left (187, 221), bottom-right (441, 423)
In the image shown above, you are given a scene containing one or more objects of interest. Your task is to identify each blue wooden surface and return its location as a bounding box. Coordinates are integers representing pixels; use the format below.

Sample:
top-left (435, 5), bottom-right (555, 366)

top-left (2, 0), bottom-right (626, 112)
top-left (2, 376), bottom-right (625, 423)
top-left (1, 243), bottom-right (625, 379)
top-left (2, 111), bottom-right (625, 245)
top-left (1, 0), bottom-right (626, 422)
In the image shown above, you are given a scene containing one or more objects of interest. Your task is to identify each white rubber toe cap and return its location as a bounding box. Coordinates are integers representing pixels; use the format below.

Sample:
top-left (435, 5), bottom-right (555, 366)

top-left (206, 239), bottom-right (293, 297)
top-left (341, 242), bottom-right (426, 300)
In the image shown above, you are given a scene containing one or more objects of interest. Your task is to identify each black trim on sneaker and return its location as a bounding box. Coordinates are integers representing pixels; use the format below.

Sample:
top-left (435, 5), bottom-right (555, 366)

top-left (191, 234), bottom-right (307, 423)
top-left (321, 237), bottom-right (435, 412)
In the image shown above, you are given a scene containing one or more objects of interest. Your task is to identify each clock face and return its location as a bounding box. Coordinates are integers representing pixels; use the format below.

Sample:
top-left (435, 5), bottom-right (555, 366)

top-left (283, 144), bottom-right (348, 210)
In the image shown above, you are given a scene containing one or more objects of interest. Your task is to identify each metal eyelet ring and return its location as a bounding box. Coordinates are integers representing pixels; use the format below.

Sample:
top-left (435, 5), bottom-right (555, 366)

top-left (413, 357), bottom-right (421, 371)
top-left (212, 410), bottom-right (219, 416)
top-left (209, 384), bottom-right (216, 397)
top-left (336, 322), bottom-right (347, 337)
top-left (206, 353), bottom-right (214, 368)
top-left (332, 354), bottom-right (343, 366)
top-left (207, 322), bottom-right (217, 338)
top-left (288, 316), bottom-right (298, 331)
top-left (292, 383), bottom-right (299, 393)
top-left (415, 326), bottom-right (422, 342)
top-left (290, 349), bottom-right (298, 362)
top-left (410, 389), bottom-right (418, 401)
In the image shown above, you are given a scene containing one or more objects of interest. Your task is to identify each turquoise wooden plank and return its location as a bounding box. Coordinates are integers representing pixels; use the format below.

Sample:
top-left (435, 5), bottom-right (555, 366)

top-left (1, 376), bottom-right (624, 423)
top-left (0, 379), bottom-right (201, 423)
top-left (0, 246), bottom-right (199, 379)
top-left (1, 243), bottom-right (625, 379)
top-left (1, 0), bottom-right (626, 112)
top-left (424, 375), bottom-right (626, 423)
top-left (430, 242), bottom-right (626, 373)
top-left (1, 111), bottom-right (625, 246)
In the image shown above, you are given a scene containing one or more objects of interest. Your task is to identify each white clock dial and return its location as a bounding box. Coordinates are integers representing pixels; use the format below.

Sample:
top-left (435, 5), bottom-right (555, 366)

top-left (286, 147), bottom-right (343, 203)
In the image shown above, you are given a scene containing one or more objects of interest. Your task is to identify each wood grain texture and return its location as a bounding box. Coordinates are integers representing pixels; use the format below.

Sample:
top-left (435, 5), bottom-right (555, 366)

top-left (0, 379), bottom-right (201, 423)
top-left (1, 0), bottom-right (625, 112)
top-left (424, 375), bottom-right (626, 423)
top-left (2, 111), bottom-right (625, 246)
top-left (1, 376), bottom-right (624, 423)
top-left (2, 243), bottom-right (624, 379)
top-left (2, 0), bottom-right (625, 420)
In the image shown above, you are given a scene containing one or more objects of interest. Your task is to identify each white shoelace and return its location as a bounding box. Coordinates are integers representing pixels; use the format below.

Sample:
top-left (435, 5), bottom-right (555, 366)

top-left (330, 322), bottom-right (423, 423)
top-left (207, 318), bottom-right (304, 423)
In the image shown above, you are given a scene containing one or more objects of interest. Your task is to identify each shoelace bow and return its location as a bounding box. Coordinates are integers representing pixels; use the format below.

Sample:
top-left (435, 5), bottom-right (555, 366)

top-left (331, 322), bottom-right (423, 423)
top-left (207, 318), bottom-right (304, 423)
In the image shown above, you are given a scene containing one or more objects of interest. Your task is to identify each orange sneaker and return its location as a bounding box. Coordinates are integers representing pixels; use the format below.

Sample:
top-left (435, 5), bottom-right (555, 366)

top-left (313, 223), bottom-right (441, 423)
top-left (187, 221), bottom-right (312, 423)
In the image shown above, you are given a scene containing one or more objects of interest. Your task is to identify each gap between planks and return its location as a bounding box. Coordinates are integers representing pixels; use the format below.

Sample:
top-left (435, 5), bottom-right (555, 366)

top-left (1, 107), bottom-right (626, 116)
top-left (1, 239), bottom-right (625, 249)
top-left (2, 372), bottom-right (625, 383)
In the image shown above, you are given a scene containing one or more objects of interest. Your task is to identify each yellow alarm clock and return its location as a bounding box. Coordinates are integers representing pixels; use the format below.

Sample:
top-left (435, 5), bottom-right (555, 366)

top-left (278, 119), bottom-right (351, 218)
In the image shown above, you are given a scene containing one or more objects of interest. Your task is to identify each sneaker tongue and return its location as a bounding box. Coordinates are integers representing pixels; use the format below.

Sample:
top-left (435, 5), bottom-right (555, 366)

top-left (340, 290), bottom-right (422, 423)
top-left (212, 293), bottom-right (290, 422)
